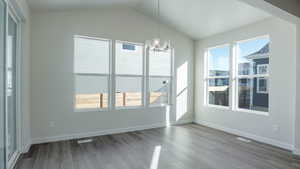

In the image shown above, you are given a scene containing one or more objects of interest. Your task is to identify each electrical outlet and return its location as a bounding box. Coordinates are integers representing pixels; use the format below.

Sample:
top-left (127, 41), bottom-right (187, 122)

top-left (272, 125), bottom-right (279, 132)
top-left (49, 121), bottom-right (55, 128)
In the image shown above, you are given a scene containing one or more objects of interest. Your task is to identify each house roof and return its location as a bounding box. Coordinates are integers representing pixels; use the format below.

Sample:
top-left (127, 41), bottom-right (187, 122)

top-left (246, 43), bottom-right (269, 59)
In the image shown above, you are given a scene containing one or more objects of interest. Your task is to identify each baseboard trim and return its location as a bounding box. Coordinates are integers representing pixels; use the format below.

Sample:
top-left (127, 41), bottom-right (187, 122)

top-left (195, 120), bottom-right (294, 151)
top-left (294, 149), bottom-right (300, 156)
top-left (22, 142), bottom-right (32, 153)
top-left (172, 120), bottom-right (193, 125)
top-left (32, 122), bottom-right (168, 144)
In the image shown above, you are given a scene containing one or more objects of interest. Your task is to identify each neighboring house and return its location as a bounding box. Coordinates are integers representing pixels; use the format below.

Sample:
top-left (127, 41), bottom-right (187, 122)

top-left (208, 70), bottom-right (229, 106)
top-left (239, 43), bottom-right (269, 111)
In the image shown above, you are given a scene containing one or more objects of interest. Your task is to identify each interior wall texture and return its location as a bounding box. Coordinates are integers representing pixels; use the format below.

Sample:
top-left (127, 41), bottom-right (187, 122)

top-left (194, 17), bottom-right (296, 149)
top-left (30, 7), bottom-right (194, 141)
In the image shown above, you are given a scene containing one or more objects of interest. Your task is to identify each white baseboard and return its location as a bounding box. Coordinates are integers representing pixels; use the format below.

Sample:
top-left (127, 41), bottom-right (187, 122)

top-left (195, 120), bottom-right (294, 151)
top-left (171, 119), bottom-right (193, 125)
top-left (32, 122), bottom-right (167, 144)
top-left (294, 148), bottom-right (300, 156)
top-left (22, 142), bottom-right (32, 153)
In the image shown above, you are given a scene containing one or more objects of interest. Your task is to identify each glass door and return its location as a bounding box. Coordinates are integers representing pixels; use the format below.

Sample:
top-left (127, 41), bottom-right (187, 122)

top-left (6, 11), bottom-right (18, 162)
top-left (0, 0), bottom-right (6, 169)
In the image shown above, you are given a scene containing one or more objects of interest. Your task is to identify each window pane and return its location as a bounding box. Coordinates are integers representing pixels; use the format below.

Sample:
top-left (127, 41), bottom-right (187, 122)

top-left (7, 14), bottom-right (17, 159)
top-left (237, 37), bottom-right (270, 75)
top-left (74, 37), bottom-right (110, 74)
top-left (75, 75), bottom-right (108, 109)
top-left (116, 76), bottom-right (142, 107)
top-left (149, 77), bottom-right (170, 106)
top-left (116, 42), bottom-right (143, 75)
top-left (149, 49), bottom-right (171, 76)
top-left (238, 78), bottom-right (268, 112)
top-left (208, 78), bottom-right (229, 106)
top-left (257, 77), bottom-right (268, 94)
top-left (208, 45), bottom-right (230, 77)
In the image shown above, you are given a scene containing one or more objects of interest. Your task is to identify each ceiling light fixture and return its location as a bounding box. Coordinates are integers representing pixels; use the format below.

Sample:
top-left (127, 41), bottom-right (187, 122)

top-left (146, 0), bottom-right (171, 52)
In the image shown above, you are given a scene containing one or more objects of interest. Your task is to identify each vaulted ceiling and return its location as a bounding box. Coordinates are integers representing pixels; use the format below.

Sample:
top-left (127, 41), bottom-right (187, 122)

top-left (27, 0), bottom-right (271, 39)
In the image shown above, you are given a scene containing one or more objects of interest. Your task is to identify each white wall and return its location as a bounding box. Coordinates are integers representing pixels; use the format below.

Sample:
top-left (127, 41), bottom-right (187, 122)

top-left (30, 7), bottom-right (194, 142)
top-left (195, 18), bottom-right (296, 149)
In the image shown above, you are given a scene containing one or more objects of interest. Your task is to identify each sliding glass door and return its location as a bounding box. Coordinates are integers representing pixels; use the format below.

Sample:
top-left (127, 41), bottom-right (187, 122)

top-left (0, 0), bottom-right (6, 169)
top-left (6, 13), bottom-right (17, 161)
top-left (0, 1), bottom-right (20, 168)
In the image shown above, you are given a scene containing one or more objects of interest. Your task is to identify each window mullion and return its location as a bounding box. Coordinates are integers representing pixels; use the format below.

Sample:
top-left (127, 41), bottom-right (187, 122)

top-left (230, 43), bottom-right (237, 110)
top-left (110, 40), bottom-right (116, 110)
top-left (141, 46), bottom-right (146, 107)
top-left (145, 47), bottom-right (150, 107)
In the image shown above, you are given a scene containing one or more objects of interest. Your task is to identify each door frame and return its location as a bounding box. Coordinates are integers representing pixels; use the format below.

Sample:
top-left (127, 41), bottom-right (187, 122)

top-left (4, 0), bottom-right (22, 168)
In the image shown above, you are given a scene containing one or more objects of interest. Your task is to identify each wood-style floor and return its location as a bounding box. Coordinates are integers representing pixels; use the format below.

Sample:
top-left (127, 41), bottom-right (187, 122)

top-left (15, 124), bottom-right (300, 169)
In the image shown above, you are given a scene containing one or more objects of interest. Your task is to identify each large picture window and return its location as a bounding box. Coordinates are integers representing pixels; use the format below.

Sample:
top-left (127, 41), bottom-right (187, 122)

top-left (74, 36), bottom-right (110, 110)
top-left (205, 36), bottom-right (270, 113)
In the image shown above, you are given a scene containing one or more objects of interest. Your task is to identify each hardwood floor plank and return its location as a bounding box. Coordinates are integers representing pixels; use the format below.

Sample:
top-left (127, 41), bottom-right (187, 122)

top-left (15, 124), bottom-right (300, 169)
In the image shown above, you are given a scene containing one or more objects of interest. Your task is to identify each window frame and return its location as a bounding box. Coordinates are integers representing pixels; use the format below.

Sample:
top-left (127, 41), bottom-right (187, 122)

top-left (204, 44), bottom-right (231, 109)
top-left (146, 48), bottom-right (174, 107)
top-left (257, 64), bottom-right (269, 75)
top-left (235, 36), bottom-right (270, 114)
top-left (204, 35), bottom-right (270, 115)
top-left (73, 35), bottom-right (112, 112)
top-left (114, 40), bottom-right (145, 109)
top-left (73, 36), bottom-right (174, 112)
top-left (256, 77), bottom-right (268, 94)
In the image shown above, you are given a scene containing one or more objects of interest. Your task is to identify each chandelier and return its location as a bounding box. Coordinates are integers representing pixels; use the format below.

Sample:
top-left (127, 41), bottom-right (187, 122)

top-left (146, 0), bottom-right (171, 51)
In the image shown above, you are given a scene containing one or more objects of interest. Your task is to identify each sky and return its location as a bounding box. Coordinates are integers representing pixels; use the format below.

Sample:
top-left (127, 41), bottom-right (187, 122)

top-left (209, 37), bottom-right (269, 71)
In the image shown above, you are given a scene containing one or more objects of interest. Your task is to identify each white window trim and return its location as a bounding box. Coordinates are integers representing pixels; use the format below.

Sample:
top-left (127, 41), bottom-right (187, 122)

top-left (204, 35), bottom-right (270, 115)
top-left (257, 64), bottom-right (269, 75)
top-left (73, 37), bottom-right (174, 111)
top-left (204, 45), bottom-right (231, 108)
top-left (147, 48), bottom-right (174, 107)
top-left (73, 36), bottom-right (112, 112)
top-left (114, 40), bottom-right (145, 109)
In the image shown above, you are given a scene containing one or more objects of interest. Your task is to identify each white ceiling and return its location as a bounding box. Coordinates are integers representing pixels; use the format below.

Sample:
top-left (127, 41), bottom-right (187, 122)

top-left (27, 0), bottom-right (271, 39)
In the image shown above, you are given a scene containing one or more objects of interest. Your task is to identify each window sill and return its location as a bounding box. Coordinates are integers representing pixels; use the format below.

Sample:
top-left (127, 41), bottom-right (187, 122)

top-left (149, 104), bottom-right (170, 108)
top-left (74, 104), bottom-right (172, 112)
top-left (203, 105), bottom-right (269, 116)
top-left (115, 106), bottom-right (145, 110)
top-left (235, 108), bottom-right (269, 116)
top-left (204, 104), bottom-right (230, 110)
top-left (74, 108), bottom-right (109, 113)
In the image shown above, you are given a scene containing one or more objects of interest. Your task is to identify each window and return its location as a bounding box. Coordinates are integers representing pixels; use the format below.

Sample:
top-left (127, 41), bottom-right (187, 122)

top-left (74, 36), bottom-right (174, 111)
top-left (115, 41), bottom-right (144, 107)
top-left (148, 49), bottom-right (172, 106)
top-left (204, 36), bottom-right (270, 113)
top-left (257, 77), bottom-right (268, 94)
top-left (257, 64), bottom-right (268, 75)
top-left (74, 36), bottom-right (110, 110)
top-left (237, 36), bottom-right (269, 112)
top-left (205, 45), bottom-right (230, 107)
